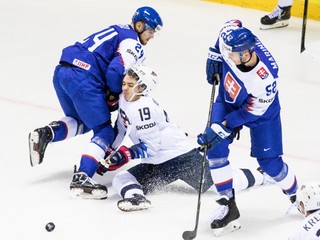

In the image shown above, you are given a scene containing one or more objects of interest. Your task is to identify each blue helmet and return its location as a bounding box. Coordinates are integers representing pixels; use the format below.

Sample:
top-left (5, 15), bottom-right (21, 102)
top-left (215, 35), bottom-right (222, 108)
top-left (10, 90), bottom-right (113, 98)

top-left (132, 6), bottom-right (163, 32)
top-left (223, 27), bottom-right (256, 53)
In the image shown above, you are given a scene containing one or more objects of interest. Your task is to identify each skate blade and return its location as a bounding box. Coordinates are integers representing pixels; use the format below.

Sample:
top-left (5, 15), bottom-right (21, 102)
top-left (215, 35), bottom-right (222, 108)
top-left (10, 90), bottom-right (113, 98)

top-left (117, 200), bottom-right (151, 212)
top-left (70, 188), bottom-right (108, 200)
top-left (212, 219), bottom-right (241, 237)
top-left (28, 132), bottom-right (40, 167)
top-left (260, 20), bottom-right (289, 30)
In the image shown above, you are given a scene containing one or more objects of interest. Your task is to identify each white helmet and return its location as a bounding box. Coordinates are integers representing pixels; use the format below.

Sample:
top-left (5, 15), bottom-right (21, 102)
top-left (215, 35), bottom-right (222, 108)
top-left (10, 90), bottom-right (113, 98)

top-left (297, 181), bottom-right (320, 212)
top-left (129, 64), bottom-right (158, 95)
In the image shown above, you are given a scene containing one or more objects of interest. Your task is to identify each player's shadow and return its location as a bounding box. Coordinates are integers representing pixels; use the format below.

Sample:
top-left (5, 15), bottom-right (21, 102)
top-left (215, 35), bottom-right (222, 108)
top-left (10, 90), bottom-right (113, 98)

top-left (27, 170), bottom-right (74, 186)
top-left (150, 181), bottom-right (217, 196)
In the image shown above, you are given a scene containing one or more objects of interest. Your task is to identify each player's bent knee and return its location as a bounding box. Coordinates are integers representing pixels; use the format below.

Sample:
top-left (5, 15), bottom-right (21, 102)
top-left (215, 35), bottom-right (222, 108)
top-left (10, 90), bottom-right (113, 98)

top-left (257, 156), bottom-right (284, 177)
top-left (208, 157), bottom-right (229, 169)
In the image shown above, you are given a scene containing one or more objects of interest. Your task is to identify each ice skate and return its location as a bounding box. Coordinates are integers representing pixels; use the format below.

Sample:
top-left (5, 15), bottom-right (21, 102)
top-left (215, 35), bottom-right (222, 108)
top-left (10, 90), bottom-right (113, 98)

top-left (117, 194), bottom-right (151, 212)
top-left (260, 6), bottom-right (291, 30)
top-left (70, 170), bottom-right (108, 200)
top-left (28, 125), bottom-right (54, 167)
top-left (257, 167), bottom-right (275, 185)
top-left (210, 195), bottom-right (241, 237)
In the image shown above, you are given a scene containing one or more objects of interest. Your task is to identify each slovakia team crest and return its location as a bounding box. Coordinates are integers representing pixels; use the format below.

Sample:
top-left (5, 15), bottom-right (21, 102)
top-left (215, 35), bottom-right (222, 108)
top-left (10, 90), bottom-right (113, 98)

top-left (224, 72), bottom-right (241, 103)
top-left (257, 67), bottom-right (269, 80)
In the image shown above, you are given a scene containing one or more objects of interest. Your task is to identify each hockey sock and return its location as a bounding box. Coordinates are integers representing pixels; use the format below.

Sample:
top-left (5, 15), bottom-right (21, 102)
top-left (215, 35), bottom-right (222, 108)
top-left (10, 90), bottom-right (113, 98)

top-left (209, 157), bottom-right (233, 198)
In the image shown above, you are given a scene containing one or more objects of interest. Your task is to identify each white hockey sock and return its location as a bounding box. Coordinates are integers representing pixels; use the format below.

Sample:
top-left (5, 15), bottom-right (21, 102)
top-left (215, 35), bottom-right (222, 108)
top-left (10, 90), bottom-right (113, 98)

top-left (59, 116), bottom-right (81, 139)
top-left (232, 168), bottom-right (264, 192)
top-left (209, 160), bottom-right (233, 198)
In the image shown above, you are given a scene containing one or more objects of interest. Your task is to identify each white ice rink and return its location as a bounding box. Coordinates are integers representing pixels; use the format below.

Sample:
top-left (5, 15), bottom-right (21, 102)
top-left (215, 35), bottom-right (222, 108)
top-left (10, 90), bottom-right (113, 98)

top-left (1, 0), bottom-right (320, 239)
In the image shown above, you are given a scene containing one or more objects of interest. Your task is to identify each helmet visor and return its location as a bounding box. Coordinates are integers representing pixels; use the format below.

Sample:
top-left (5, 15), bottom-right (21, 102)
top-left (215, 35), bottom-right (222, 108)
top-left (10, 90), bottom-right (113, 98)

top-left (220, 41), bottom-right (247, 64)
top-left (220, 41), bottom-right (233, 61)
top-left (144, 23), bottom-right (162, 33)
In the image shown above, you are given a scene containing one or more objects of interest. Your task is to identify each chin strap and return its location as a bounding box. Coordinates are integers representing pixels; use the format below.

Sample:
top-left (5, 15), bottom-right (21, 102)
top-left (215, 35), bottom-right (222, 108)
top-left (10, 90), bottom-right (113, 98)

top-left (127, 84), bottom-right (143, 102)
top-left (134, 22), bottom-right (148, 44)
top-left (240, 52), bottom-right (253, 65)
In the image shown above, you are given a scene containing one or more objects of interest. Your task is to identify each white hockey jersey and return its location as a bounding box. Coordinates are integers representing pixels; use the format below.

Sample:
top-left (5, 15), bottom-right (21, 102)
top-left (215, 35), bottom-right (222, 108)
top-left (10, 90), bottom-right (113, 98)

top-left (289, 210), bottom-right (320, 240)
top-left (213, 21), bottom-right (281, 129)
top-left (112, 94), bottom-right (194, 164)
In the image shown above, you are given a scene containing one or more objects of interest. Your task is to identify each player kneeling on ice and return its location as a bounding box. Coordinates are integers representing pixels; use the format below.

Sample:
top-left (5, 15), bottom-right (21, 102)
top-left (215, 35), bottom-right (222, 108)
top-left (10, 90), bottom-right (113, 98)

top-left (197, 19), bottom-right (299, 236)
top-left (289, 181), bottom-right (320, 240)
top-left (97, 64), bottom-right (274, 212)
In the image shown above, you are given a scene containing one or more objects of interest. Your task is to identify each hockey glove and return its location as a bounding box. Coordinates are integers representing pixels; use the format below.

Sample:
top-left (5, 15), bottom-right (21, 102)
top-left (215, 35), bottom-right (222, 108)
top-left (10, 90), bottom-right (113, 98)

top-left (106, 146), bottom-right (133, 171)
top-left (96, 147), bottom-right (115, 175)
top-left (106, 90), bottom-right (119, 112)
top-left (206, 47), bottom-right (222, 85)
top-left (197, 122), bottom-right (232, 149)
top-left (96, 161), bottom-right (109, 175)
top-left (130, 143), bottom-right (149, 159)
top-left (105, 143), bottom-right (149, 171)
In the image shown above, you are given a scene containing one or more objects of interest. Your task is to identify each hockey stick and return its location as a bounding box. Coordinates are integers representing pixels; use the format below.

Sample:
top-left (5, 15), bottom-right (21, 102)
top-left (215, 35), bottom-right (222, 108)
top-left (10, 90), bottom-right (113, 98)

top-left (182, 76), bottom-right (218, 240)
top-left (300, 0), bottom-right (309, 53)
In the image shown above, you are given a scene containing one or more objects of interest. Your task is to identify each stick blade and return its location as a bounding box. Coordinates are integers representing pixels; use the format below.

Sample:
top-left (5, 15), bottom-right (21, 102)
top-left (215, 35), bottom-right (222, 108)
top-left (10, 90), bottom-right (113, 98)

top-left (182, 230), bottom-right (197, 240)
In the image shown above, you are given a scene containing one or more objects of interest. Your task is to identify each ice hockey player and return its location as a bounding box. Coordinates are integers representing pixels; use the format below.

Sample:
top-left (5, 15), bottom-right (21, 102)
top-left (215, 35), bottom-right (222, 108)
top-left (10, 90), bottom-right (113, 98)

top-left (289, 181), bottom-right (320, 240)
top-left (97, 64), bottom-right (274, 212)
top-left (28, 6), bottom-right (163, 199)
top-left (260, 0), bottom-right (293, 30)
top-left (197, 19), bottom-right (299, 236)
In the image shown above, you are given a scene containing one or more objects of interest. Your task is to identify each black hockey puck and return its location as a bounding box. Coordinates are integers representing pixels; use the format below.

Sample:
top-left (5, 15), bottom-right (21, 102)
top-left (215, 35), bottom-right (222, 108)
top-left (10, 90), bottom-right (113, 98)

top-left (45, 222), bottom-right (55, 232)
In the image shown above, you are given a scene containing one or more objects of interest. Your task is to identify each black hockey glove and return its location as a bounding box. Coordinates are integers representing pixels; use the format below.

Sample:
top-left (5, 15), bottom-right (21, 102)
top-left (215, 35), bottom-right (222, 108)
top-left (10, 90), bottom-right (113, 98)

top-left (106, 90), bottom-right (119, 112)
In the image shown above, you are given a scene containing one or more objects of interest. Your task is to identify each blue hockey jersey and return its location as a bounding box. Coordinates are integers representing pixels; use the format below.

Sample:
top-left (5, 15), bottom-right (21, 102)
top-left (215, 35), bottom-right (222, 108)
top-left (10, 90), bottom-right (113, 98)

top-left (59, 24), bottom-right (146, 94)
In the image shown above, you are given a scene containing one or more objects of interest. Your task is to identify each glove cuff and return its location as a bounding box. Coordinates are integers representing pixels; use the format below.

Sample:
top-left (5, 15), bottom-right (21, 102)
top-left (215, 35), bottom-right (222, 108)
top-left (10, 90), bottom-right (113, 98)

top-left (118, 146), bottom-right (133, 161)
top-left (106, 91), bottom-right (120, 101)
top-left (208, 47), bottom-right (222, 61)
top-left (211, 123), bottom-right (231, 139)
